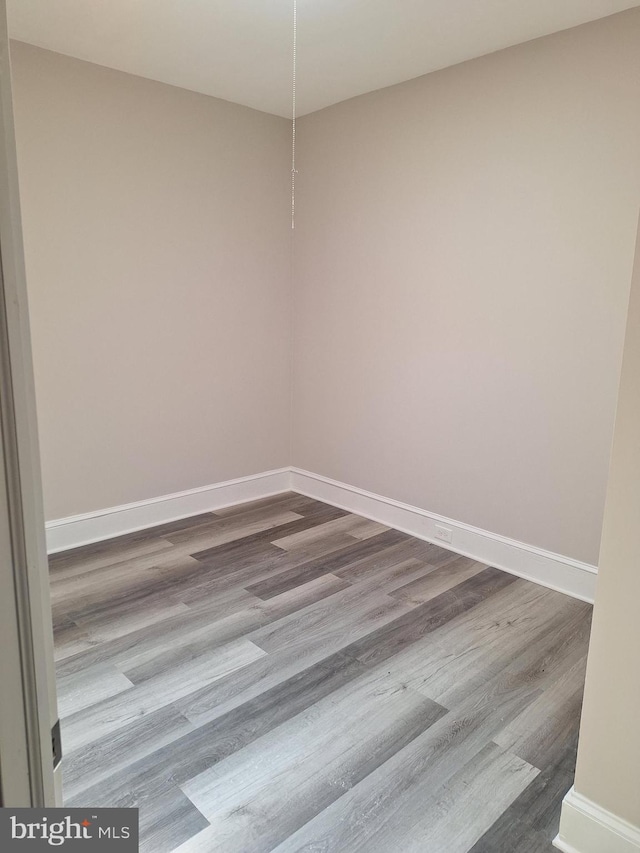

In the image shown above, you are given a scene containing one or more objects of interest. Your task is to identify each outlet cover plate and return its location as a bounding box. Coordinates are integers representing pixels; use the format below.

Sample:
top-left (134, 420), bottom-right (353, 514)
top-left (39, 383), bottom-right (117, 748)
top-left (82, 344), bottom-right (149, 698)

top-left (434, 524), bottom-right (453, 544)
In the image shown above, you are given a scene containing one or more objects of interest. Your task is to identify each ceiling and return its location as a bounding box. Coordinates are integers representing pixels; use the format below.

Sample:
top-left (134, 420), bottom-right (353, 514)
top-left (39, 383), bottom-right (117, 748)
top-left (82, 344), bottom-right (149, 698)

top-left (8, 0), bottom-right (640, 118)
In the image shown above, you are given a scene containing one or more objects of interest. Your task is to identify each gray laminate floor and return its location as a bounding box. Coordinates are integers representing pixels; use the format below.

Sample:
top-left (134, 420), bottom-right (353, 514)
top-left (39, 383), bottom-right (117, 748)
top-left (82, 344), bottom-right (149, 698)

top-left (50, 492), bottom-right (591, 852)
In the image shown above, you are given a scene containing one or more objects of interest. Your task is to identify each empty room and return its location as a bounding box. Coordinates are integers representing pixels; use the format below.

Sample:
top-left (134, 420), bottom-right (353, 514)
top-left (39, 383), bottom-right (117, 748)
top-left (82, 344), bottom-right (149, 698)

top-left (0, 1), bottom-right (639, 852)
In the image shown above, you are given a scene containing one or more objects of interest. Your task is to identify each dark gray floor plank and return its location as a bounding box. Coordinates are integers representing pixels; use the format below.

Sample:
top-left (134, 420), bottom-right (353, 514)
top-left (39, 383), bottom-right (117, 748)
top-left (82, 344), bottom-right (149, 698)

top-left (197, 526), bottom-right (409, 581)
top-left (245, 555), bottom-right (350, 600)
top-left (212, 492), bottom-right (348, 522)
top-left (469, 817), bottom-right (554, 853)
top-left (332, 538), bottom-right (448, 583)
top-left (188, 510), bottom-right (350, 562)
top-left (137, 787), bottom-right (209, 853)
top-left (468, 731), bottom-right (579, 851)
top-left (246, 534), bottom-right (438, 601)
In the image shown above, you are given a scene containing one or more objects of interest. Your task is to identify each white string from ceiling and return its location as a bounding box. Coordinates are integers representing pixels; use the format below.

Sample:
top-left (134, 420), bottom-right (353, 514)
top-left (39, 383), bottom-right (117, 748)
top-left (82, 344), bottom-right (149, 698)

top-left (291, 0), bottom-right (297, 229)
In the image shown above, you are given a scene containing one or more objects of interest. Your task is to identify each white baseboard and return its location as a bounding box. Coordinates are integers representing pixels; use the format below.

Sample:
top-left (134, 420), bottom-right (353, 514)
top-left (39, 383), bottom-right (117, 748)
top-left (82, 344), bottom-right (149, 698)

top-left (46, 466), bottom-right (598, 603)
top-left (554, 787), bottom-right (640, 853)
top-left (45, 468), bottom-right (291, 554)
top-left (290, 468), bottom-right (597, 603)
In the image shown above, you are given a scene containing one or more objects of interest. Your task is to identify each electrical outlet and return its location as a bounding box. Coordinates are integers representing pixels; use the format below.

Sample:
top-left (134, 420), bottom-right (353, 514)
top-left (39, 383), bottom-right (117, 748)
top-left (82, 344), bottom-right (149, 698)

top-left (434, 524), bottom-right (453, 544)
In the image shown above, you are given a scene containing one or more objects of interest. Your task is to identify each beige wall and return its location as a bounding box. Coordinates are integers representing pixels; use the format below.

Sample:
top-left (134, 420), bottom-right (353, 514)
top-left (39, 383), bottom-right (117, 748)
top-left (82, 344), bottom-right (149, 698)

top-left (11, 43), bottom-right (292, 521)
top-left (11, 11), bottom-right (640, 563)
top-left (570, 216), bottom-right (640, 827)
top-left (292, 9), bottom-right (640, 565)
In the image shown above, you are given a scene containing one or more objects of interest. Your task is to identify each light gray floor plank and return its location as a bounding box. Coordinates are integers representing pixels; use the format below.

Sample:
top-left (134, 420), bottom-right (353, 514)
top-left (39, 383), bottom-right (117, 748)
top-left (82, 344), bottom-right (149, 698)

top-left (179, 667), bottom-right (445, 853)
top-left (389, 555), bottom-right (488, 605)
top-left (384, 580), bottom-right (586, 707)
top-left (248, 579), bottom-right (414, 657)
top-left (270, 669), bottom-right (540, 853)
top-left (53, 618), bottom-right (97, 662)
top-left (50, 554), bottom-right (203, 615)
top-left (56, 663), bottom-right (134, 718)
top-left (61, 638), bottom-right (266, 752)
top-left (344, 556), bottom-right (436, 596)
top-left (55, 586), bottom-right (258, 677)
top-left (73, 599), bottom-right (191, 644)
top-left (366, 742), bottom-right (539, 853)
top-left (49, 538), bottom-right (175, 581)
top-left (274, 531), bottom-right (362, 561)
top-left (63, 705), bottom-right (195, 801)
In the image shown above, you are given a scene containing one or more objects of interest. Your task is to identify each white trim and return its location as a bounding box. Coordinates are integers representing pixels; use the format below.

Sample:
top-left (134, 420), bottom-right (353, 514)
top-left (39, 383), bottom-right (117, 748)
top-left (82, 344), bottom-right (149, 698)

top-left (554, 787), bottom-right (640, 853)
top-left (45, 469), bottom-right (291, 553)
top-left (46, 466), bottom-right (599, 604)
top-left (290, 468), bottom-right (597, 603)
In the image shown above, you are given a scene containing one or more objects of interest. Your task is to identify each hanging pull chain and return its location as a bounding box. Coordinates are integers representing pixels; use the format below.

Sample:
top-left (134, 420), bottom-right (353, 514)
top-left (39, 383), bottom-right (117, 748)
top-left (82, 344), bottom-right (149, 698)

top-left (291, 0), bottom-right (297, 230)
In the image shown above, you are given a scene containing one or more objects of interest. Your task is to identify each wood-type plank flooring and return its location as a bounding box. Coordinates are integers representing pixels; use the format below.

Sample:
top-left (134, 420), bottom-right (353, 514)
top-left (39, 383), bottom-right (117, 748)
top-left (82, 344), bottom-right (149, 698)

top-left (50, 492), bottom-right (592, 852)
